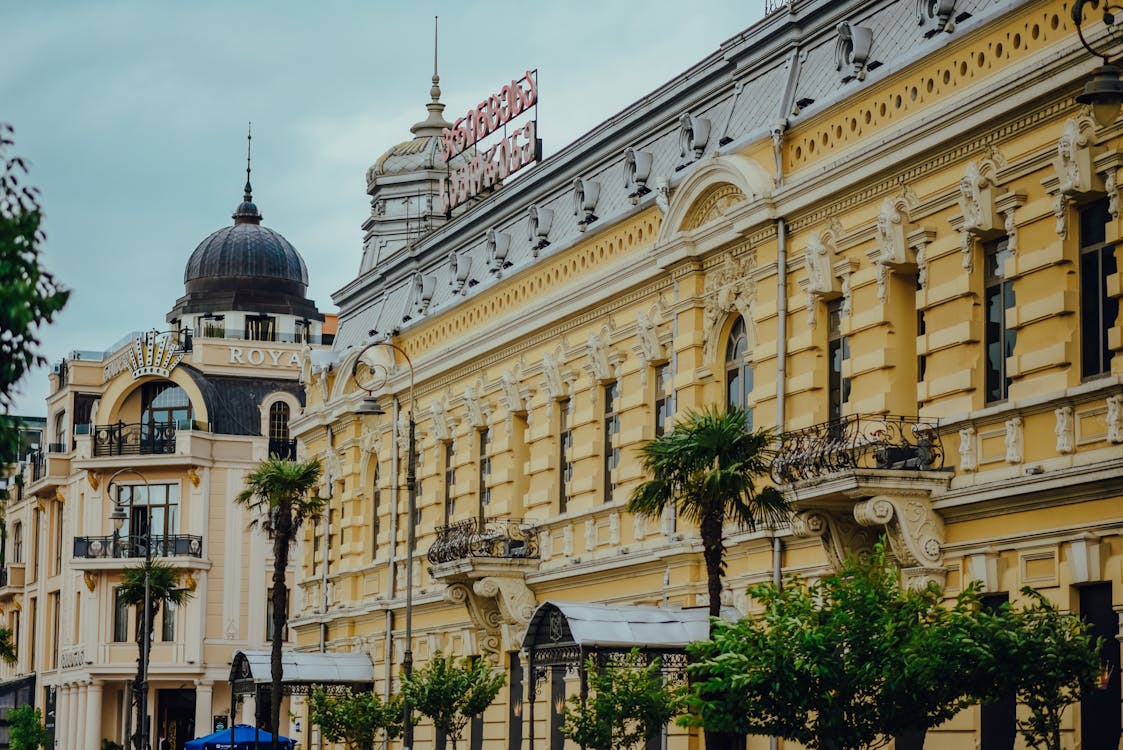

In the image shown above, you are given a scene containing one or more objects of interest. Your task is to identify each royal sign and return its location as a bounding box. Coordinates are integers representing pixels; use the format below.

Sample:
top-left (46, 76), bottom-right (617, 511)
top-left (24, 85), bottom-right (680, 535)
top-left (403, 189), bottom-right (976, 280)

top-left (439, 70), bottom-right (541, 214)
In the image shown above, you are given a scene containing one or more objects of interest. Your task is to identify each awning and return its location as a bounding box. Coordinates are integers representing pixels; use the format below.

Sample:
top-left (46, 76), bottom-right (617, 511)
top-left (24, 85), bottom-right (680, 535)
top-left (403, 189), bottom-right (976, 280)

top-left (522, 600), bottom-right (738, 651)
top-left (229, 650), bottom-right (375, 696)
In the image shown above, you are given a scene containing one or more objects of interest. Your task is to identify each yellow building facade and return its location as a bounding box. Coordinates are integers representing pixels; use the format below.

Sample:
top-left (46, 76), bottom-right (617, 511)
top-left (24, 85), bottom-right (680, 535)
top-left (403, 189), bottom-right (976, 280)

top-left (293, 1), bottom-right (1123, 748)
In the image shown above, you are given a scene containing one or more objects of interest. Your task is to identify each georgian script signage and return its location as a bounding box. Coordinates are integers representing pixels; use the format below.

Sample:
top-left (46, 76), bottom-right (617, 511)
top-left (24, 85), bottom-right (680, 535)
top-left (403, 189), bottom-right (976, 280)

top-left (439, 70), bottom-right (541, 214)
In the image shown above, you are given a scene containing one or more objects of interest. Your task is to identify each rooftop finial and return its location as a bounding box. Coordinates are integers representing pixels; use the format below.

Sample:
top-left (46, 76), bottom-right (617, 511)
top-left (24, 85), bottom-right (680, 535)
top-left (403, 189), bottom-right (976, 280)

top-left (430, 16), bottom-right (441, 103)
top-left (411, 15), bottom-right (452, 137)
top-left (244, 122), bottom-right (253, 201)
top-left (233, 122), bottom-right (263, 224)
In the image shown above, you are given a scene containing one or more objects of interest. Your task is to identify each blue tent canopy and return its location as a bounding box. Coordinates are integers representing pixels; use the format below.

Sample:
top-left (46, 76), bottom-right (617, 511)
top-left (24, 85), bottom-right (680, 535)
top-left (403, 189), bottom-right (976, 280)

top-left (183, 724), bottom-right (294, 750)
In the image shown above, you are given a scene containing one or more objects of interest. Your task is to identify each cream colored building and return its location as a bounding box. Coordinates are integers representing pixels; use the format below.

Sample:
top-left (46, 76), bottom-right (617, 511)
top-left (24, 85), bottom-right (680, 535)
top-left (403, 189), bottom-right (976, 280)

top-left (308, 1), bottom-right (1122, 748)
top-left (0, 177), bottom-right (335, 750)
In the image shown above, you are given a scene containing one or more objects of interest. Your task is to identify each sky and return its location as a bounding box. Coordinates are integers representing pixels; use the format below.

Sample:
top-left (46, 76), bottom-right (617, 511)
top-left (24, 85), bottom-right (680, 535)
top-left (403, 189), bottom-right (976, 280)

top-left (3, 1), bottom-right (769, 417)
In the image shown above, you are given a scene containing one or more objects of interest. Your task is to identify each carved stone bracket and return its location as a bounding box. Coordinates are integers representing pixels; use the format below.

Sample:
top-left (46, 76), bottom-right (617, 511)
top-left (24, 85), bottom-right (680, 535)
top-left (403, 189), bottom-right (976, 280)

top-left (442, 570), bottom-right (538, 656)
top-left (790, 508), bottom-right (879, 569)
top-left (853, 494), bottom-right (945, 574)
top-left (953, 156), bottom-right (1004, 273)
top-left (800, 218), bottom-right (844, 328)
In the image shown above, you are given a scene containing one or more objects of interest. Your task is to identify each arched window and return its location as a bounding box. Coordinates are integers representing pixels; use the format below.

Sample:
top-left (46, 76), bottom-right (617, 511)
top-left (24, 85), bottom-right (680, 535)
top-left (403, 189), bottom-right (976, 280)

top-left (141, 382), bottom-right (192, 428)
top-left (268, 402), bottom-right (294, 459)
top-left (725, 317), bottom-right (753, 428)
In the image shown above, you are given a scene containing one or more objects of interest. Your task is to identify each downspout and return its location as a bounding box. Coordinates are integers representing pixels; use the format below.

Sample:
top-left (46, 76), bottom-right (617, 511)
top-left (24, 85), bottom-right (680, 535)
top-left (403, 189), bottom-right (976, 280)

top-left (320, 429), bottom-right (332, 654)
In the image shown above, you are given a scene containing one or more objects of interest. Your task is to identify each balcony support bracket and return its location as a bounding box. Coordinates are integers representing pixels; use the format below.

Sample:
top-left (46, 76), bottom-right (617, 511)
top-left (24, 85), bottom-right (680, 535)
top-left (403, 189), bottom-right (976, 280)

top-left (444, 570), bottom-right (536, 656)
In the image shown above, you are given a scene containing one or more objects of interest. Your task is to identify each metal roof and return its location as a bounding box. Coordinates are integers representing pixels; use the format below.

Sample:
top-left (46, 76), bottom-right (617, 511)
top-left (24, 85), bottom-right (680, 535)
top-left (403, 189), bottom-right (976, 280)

top-left (229, 649), bottom-right (375, 688)
top-left (522, 601), bottom-right (740, 651)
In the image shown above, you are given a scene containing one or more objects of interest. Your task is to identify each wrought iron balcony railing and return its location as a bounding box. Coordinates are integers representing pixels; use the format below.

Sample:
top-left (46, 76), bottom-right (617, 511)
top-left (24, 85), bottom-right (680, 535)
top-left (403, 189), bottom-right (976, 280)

top-left (428, 517), bottom-right (539, 565)
top-left (72, 533), bottom-right (203, 559)
top-left (92, 420), bottom-right (207, 457)
top-left (268, 438), bottom-right (297, 460)
top-left (771, 414), bottom-right (944, 485)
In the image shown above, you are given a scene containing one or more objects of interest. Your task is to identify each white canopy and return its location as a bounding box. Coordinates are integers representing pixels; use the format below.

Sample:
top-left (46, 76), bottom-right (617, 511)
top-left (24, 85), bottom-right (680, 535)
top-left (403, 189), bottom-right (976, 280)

top-left (522, 600), bottom-right (740, 651)
top-left (229, 650), bottom-right (374, 694)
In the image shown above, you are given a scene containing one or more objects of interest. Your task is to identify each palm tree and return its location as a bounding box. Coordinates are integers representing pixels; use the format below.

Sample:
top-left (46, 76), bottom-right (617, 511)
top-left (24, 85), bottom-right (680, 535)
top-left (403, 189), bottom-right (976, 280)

top-left (628, 406), bottom-right (788, 621)
top-left (236, 457), bottom-right (324, 749)
top-left (119, 559), bottom-right (194, 748)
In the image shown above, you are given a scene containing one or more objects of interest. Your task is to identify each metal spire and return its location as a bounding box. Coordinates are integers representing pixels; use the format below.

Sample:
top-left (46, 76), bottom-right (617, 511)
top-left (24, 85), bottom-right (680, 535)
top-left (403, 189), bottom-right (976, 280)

top-left (244, 122), bottom-right (253, 201)
top-left (411, 16), bottom-right (451, 136)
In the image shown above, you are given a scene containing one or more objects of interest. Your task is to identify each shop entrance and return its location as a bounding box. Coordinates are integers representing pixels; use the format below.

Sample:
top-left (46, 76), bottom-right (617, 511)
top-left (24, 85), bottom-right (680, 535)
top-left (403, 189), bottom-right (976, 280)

top-left (157, 689), bottom-right (195, 750)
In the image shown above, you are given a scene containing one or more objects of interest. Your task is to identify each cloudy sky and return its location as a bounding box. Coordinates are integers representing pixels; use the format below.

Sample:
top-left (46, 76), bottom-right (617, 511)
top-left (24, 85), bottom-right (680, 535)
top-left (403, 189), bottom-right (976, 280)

top-left (3, 1), bottom-right (768, 416)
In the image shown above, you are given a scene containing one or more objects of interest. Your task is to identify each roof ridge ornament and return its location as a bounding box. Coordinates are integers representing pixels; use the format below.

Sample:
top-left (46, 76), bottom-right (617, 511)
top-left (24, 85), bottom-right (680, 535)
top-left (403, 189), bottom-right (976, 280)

top-left (232, 122), bottom-right (263, 225)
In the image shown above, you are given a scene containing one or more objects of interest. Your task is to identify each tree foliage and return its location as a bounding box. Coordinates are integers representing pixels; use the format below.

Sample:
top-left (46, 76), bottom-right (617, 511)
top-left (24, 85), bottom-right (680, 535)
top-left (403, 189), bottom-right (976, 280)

top-left (0, 123), bottom-right (69, 412)
top-left (628, 406), bottom-right (788, 621)
top-left (309, 687), bottom-right (403, 750)
top-left (683, 545), bottom-right (997, 750)
top-left (236, 457), bottom-right (324, 750)
top-left (985, 587), bottom-right (1102, 750)
top-left (401, 652), bottom-right (506, 750)
top-left (561, 651), bottom-right (681, 750)
top-left (8, 705), bottom-right (49, 750)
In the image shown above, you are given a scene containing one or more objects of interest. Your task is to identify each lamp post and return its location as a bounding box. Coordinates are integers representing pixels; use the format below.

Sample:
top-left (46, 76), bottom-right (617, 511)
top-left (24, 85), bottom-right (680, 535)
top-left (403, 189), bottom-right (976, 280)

top-left (106, 467), bottom-right (152, 750)
top-left (1073, 1), bottom-right (1123, 127)
top-left (352, 340), bottom-right (416, 750)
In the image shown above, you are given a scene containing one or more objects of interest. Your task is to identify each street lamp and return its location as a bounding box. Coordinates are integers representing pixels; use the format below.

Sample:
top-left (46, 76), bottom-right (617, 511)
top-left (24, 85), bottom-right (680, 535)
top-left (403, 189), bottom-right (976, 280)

top-left (106, 467), bottom-right (152, 750)
top-left (351, 340), bottom-right (416, 750)
top-left (1073, 1), bottom-right (1123, 127)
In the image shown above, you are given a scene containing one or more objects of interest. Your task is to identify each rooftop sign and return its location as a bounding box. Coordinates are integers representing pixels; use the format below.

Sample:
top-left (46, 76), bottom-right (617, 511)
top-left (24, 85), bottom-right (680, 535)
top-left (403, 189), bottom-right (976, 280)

top-left (439, 70), bottom-right (541, 214)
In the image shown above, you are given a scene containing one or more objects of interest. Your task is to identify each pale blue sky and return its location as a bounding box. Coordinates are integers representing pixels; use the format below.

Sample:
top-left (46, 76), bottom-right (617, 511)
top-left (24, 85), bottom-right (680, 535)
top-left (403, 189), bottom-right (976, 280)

top-left (3, 1), bottom-right (768, 416)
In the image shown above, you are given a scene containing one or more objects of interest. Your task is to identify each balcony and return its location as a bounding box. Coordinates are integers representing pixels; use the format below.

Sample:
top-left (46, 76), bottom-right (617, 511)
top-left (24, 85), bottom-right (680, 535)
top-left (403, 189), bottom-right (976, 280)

top-left (0, 564), bottom-right (25, 599)
top-left (772, 414), bottom-right (944, 485)
top-left (428, 517), bottom-right (539, 565)
top-left (427, 517), bottom-right (539, 654)
top-left (772, 415), bottom-right (952, 586)
top-left (25, 449), bottom-right (69, 495)
top-left (72, 533), bottom-right (203, 559)
top-left (91, 420), bottom-right (208, 457)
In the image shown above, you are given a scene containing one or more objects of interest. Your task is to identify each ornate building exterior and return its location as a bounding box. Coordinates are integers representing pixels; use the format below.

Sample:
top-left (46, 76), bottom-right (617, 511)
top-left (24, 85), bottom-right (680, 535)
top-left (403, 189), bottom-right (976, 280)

top-left (291, 0), bottom-right (1117, 748)
top-left (0, 174), bottom-right (335, 749)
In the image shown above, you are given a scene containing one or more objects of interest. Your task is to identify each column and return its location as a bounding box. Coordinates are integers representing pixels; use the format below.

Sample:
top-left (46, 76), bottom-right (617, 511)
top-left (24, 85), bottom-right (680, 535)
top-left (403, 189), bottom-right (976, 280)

top-left (86, 680), bottom-right (102, 750)
top-left (76, 683), bottom-right (88, 749)
top-left (194, 681), bottom-right (213, 740)
top-left (241, 694), bottom-right (255, 726)
top-left (55, 684), bottom-right (69, 750)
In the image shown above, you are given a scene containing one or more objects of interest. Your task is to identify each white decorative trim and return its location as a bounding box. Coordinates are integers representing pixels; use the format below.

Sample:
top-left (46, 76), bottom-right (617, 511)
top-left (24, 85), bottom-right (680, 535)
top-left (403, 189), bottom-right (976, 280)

top-left (527, 204), bottom-right (553, 256)
top-left (1004, 417), bottom-right (1023, 464)
top-left (702, 252), bottom-right (757, 360)
top-left (835, 21), bottom-right (874, 82)
top-left (573, 178), bottom-right (601, 231)
top-left (1107, 395), bottom-right (1123, 444)
top-left (124, 330), bottom-right (184, 380)
top-left (624, 147), bottom-right (654, 203)
top-left (1053, 116), bottom-right (1100, 198)
top-left (677, 113), bottom-right (712, 167)
top-left (1054, 406), bottom-right (1075, 454)
top-left (959, 426), bottom-right (977, 472)
top-left (486, 229), bottom-right (512, 277)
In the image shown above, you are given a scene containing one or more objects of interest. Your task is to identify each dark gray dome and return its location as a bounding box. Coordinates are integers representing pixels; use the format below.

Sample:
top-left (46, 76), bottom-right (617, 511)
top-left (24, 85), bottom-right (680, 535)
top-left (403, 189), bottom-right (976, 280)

top-left (184, 222), bottom-right (309, 287)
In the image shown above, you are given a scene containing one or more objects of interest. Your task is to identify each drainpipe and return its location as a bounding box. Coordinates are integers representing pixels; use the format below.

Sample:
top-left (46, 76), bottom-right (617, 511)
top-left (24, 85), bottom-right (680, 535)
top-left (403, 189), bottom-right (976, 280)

top-left (388, 400), bottom-right (400, 600)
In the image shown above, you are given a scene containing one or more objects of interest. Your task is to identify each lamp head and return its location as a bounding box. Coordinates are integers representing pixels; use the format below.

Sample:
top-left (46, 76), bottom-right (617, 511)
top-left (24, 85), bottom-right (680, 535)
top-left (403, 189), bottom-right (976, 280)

top-left (1077, 64), bottom-right (1123, 128)
top-left (110, 505), bottom-right (127, 531)
top-left (355, 396), bottom-right (386, 416)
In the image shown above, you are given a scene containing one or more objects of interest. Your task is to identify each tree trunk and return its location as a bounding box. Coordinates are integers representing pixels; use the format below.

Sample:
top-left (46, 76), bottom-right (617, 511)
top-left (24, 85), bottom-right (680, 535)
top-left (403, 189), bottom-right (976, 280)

top-left (700, 508), bottom-right (738, 750)
top-left (270, 499), bottom-right (292, 750)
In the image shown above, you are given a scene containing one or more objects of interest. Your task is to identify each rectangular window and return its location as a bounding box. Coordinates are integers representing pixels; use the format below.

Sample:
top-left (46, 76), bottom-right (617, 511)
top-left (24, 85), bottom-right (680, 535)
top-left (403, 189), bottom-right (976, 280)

top-left (11, 523), bottom-right (21, 564)
top-left (980, 593), bottom-right (1016, 746)
top-left (444, 442), bottom-right (456, 524)
top-left (654, 364), bottom-right (675, 437)
top-left (827, 301), bottom-right (851, 421)
top-left (1080, 583), bottom-right (1121, 748)
top-left (265, 587), bottom-right (289, 642)
top-left (311, 527), bottom-right (320, 576)
top-left (371, 465), bottom-right (380, 560)
top-left (48, 592), bottom-right (59, 670)
top-left (984, 238), bottom-right (1016, 403)
top-left (559, 400), bottom-right (572, 514)
top-left (162, 599), bottom-right (176, 642)
top-left (478, 429), bottom-right (492, 521)
top-left (29, 509), bottom-right (39, 583)
top-left (604, 382), bottom-right (621, 503)
top-left (1080, 199), bottom-right (1119, 379)
top-left (200, 315), bottom-right (225, 338)
top-left (245, 315), bottom-right (277, 342)
top-left (116, 483), bottom-right (181, 545)
top-left (113, 589), bottom-right (129, 642)
top-left (53, 505), bottom-right (62, 576)
top-left (295, 319), bottom-right (311, 344)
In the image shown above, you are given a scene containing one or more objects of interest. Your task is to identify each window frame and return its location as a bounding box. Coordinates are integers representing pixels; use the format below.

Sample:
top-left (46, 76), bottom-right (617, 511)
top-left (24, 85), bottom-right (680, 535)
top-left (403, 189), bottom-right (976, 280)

top-left (983, 238), bottom-right (1016, 404)
top-left (1079, 199), bottom-right (1119, 380)
top-left (827, 300), bottom-right (851, 421)
top-left (558, 399), bottom-right (573, 514)
top-left (603, 382), bottom-right (621, 504)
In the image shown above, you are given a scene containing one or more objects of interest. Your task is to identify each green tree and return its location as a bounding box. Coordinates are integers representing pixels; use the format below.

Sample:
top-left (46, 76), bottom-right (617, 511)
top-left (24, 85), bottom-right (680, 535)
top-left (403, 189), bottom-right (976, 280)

top-left (0, 124), bottom-right (69, 454)
top-left (118, 558), bottom-right (194, 745)
top-left (0, 626), bottom-right (17, 665)
top-left (309, 686), bottom-right (403, 750)
top-left (985, 587), bottom-right (1102, 750)
top-left (8, 705), bottom-right (49, 750)
top-left (236, 457), bottom-right (324, 749)
top-left (562, 650), bottom-right (680, 750)
top-left (628, 406), bottom-right (788, 621)
top-left (401, 651), bottom-right (506, 750)
top-left (684, 545), bottom-right (994, 750)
